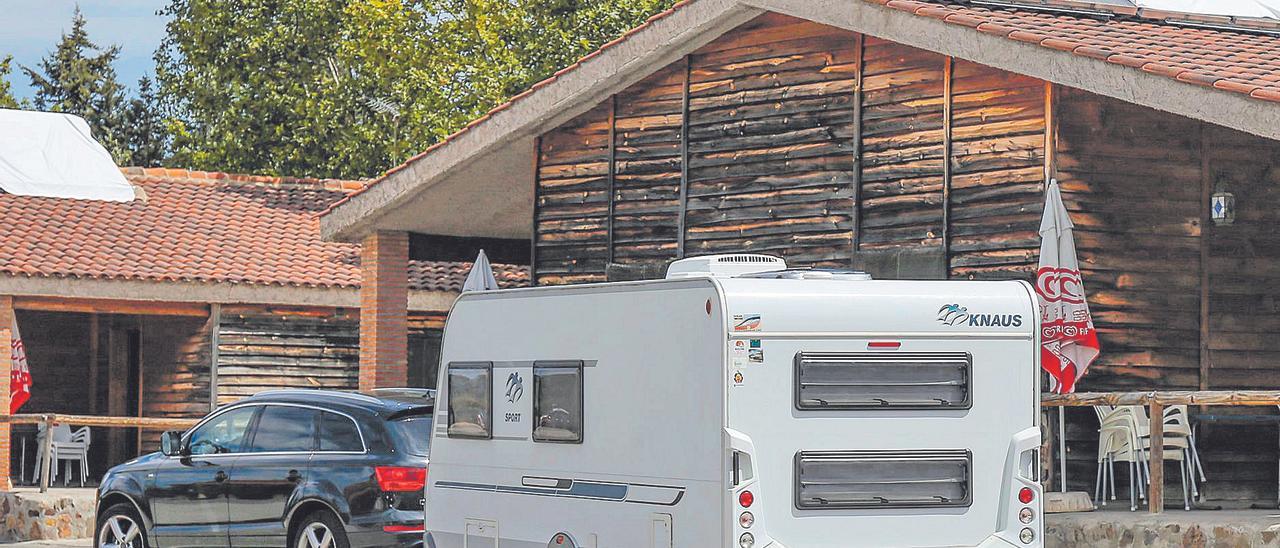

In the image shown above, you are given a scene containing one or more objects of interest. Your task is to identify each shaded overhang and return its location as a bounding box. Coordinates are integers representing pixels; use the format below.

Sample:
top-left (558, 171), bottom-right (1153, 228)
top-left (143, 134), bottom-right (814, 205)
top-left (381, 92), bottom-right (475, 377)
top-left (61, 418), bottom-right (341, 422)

top-left (320, 0), bottom-right (1280, 243)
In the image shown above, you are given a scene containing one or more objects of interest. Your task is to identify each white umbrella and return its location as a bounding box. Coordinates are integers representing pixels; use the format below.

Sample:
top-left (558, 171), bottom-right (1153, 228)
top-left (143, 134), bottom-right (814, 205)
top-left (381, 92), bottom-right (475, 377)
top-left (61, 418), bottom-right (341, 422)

top-left (1036, 180), bottom-right (1102, 492)
top-left (462, 250), bottom-right (500, 292)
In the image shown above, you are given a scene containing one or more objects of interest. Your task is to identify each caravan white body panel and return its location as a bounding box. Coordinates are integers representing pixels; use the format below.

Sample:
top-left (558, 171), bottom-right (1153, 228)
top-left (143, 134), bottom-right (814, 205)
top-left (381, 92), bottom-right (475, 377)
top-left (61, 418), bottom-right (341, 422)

top-left (426, 276), bottom-right (1042, 548)
top-left (427, 280), bottom-right (727, 547)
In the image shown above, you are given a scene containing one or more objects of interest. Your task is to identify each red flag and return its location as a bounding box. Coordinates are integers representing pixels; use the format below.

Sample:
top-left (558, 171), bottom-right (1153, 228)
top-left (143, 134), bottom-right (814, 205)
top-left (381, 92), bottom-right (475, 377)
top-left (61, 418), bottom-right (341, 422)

top-left (1036, 181), bottom-right (1101, 394)
top-left (10, 320), bottom-right (31, 413)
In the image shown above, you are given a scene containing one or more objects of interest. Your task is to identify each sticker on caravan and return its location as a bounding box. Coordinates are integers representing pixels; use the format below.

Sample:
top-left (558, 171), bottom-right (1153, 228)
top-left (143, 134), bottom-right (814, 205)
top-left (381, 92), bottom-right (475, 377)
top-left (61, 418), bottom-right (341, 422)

top-left (749, 348), bottom-right (764, 363)
top-left (733, 371), bottom-right (745, 385)
top-left (731, 340), bottom-right (749, 367)
top-left (733, 314), bottom-right (762, 331)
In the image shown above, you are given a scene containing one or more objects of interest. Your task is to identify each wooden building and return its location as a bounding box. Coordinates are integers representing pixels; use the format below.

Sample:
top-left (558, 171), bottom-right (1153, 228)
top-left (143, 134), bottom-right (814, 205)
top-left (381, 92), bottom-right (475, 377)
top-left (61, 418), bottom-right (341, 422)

top-left (322, 0), bottom-right (1280, 501)
top-left (0, 168), bottom-right (527, 488)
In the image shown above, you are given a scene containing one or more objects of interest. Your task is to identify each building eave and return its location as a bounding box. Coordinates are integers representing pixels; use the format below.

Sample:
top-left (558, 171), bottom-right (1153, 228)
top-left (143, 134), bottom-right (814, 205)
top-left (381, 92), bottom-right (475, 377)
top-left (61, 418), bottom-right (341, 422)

top-left (0, 275), bottom-right (457, 312)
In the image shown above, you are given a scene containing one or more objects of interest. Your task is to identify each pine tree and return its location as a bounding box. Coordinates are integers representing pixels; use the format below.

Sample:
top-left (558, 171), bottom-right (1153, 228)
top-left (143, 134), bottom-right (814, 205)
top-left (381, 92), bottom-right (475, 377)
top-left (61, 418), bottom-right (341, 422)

top-left (121, 76), bottom-right (168, 166)
top-left (0, 55), bottom-right (20, 109)
top-left (22, 7), bottom-right (129, 162)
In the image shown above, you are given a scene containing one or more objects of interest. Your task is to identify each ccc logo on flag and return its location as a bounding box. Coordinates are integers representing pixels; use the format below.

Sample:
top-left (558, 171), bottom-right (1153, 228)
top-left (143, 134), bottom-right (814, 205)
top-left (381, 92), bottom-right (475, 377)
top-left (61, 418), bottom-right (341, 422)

top-left (1036, 267), bottom-right (1085, 304)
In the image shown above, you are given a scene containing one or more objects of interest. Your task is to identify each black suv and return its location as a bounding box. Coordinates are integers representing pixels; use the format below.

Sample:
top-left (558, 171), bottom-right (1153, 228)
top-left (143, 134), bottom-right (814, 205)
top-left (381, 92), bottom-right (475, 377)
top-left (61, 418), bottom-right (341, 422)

top-left (95, 389), bottom-right (433, 548)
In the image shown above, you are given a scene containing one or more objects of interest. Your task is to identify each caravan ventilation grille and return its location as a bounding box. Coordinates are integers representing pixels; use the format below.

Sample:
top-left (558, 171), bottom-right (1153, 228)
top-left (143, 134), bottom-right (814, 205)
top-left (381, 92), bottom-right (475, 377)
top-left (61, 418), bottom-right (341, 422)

top-left (795, 450), bottom-right (973, 509)
top-left (794, 352), bottom-right (972, 410)
top-left (715, 255), bottom-right (783, 264)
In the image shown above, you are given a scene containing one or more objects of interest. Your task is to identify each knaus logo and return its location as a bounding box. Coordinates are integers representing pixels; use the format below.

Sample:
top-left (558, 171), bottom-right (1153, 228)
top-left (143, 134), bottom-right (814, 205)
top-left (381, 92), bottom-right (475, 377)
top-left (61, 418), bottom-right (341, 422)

top-left (937, 304), bottom-right (1023, 328)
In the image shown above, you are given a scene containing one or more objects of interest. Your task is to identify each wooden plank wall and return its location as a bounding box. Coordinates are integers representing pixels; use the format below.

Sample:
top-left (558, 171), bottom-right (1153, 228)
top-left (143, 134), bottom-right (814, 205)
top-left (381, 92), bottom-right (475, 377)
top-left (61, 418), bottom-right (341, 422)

top-left (214, 306), bottom-right (361, 404)
top-left (533, 13), bottom-right (1047, 282)
top-left (1055, 88), bottom-right (1203, 392)
top-left (536, 103), bottom-right (613, 284)
top-left (947, 62), bottom-right (1044, 279)
top-left (139, 315), bottom-right (211, 452)
top-left (614, 65), bottom-right (685, 268)
top-left (1205, 124), bottom-right (1280, 390)
top-left (858, 36), bottom-right (946, 254)
top-left (684, 15), bottom-right (857, 266)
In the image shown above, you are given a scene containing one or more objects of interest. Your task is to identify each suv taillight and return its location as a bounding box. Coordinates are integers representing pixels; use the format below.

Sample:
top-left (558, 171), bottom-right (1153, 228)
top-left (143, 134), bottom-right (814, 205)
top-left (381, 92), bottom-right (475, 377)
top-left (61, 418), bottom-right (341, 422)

top-left (375, 466), bottom-right (427, 492)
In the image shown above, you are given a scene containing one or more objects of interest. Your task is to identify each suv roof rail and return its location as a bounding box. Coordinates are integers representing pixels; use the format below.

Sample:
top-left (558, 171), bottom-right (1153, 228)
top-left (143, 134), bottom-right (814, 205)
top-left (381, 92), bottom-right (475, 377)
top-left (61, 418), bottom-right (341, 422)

top-left (251, 389), bottom-right (384, 405)
top-left (370, 388), bottom-right (437, 400)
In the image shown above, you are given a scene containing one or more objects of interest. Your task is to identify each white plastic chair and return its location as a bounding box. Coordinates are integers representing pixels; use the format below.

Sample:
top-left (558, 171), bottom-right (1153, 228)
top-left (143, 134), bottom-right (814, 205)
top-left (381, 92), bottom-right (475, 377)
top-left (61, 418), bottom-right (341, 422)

top-left (1099, 405), bottom-right (1198, 510)
top-left (1162, 405), bottom-right (1207, 486)
top-left (1132, 404), bottom-right (1202, 504)
top-left (33, 424), bottom-right (91, 487)
top-left (1095, 406), bottom-right (1147, 510)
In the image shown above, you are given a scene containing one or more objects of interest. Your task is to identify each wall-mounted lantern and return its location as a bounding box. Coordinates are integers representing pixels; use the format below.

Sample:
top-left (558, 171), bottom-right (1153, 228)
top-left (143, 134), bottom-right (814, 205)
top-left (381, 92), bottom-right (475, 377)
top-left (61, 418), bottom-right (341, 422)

top-left (1211, 181), bottom-right (1236, 226)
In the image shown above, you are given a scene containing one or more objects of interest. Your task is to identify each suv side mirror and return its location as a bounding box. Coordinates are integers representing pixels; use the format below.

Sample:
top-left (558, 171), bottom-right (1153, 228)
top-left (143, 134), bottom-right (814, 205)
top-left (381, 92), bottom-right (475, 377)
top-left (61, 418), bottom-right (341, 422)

top-left (160, 431), bottom-right (185, 457)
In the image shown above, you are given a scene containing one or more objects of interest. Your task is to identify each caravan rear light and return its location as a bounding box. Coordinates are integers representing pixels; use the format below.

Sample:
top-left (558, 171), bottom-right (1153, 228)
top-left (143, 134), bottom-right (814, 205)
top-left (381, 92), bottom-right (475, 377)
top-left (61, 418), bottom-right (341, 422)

top-left (738, 511), bottom-right (754, 529)
top-left (1019, 507), bottom-right (1035, 524)
top-left (1018, 487), bottom-right (1034, 504)
top-left (738, 532), bottom-right (755, 548)
top-left (1019, 528), bottom-right (1035, 544)
top-left (375, 466), bottom-right (427, 492)
top-left (867, 341), bottom-right (901, 350)
top-left (738, 490), bottom-right (754, 508)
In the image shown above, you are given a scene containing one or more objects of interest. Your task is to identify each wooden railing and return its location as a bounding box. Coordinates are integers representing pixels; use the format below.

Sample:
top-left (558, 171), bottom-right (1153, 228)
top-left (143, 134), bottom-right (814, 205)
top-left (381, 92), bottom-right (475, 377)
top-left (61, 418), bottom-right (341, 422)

top-left (0, 414), bottom-right (200, 493)
top-left (1042, 390), bottom-right (1280, 514)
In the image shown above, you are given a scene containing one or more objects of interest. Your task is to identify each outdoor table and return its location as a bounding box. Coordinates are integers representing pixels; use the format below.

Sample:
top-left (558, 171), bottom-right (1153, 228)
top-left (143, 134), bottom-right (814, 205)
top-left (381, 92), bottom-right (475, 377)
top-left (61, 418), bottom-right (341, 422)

top-left (1191, 413), bottom-right (1280, 509)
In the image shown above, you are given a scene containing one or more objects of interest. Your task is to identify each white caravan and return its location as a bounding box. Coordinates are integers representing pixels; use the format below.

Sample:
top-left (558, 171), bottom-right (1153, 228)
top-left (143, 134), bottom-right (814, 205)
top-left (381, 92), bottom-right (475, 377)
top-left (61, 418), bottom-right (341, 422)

top-left (425, 254), bottom-right (1043, 548)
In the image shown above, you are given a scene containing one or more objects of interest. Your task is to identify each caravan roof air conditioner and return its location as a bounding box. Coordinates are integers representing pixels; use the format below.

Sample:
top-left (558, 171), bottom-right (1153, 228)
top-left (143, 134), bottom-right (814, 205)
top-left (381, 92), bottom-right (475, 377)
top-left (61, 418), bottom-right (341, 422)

top-left (665, 254), bottom-right (787, 279)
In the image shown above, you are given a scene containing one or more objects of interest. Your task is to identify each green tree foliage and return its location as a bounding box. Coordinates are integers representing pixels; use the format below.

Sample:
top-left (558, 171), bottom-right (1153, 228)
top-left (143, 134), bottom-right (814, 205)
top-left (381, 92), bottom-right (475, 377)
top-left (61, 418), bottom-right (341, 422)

top-left (22, 8), bottom-right (130, 163)
top-left (122, 77), bottom-right (169, 167)
top-left (157, 0), bottom-right (676, 179)
top-left (0, 55), bottom-right (20, 109)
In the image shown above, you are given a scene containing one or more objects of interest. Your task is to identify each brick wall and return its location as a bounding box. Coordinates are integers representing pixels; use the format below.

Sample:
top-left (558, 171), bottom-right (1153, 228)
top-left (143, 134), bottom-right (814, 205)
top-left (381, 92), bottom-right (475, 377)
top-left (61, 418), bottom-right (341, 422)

top-left (359, 231), bottom-right (409, 391)
top-left (0, 296), bottom-right (13, 490)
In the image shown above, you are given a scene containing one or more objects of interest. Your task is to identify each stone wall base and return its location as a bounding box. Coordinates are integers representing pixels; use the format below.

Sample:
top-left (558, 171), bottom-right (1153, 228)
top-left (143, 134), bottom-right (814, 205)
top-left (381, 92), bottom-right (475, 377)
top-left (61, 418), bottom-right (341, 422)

top-left (0, 489), bottom-right (95, 541)
top-left (1048, 509), bottom-right (1280, 547)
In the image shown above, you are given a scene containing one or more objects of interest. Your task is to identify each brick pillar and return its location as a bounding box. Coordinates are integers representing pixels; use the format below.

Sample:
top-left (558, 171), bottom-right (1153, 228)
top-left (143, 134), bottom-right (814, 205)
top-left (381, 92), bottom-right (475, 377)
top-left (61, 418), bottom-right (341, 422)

top-left (359, 231), bottom-right (409, 392)
top-left (0, 296), bottom-right (14, 490)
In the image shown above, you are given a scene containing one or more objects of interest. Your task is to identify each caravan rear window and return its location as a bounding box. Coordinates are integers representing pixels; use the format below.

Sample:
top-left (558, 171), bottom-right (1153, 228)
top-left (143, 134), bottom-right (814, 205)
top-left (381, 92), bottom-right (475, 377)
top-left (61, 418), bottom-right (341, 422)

top-left (795, 450), bottom-right (972, 509)
top-left (533, 362), bottom-right (583, 443)
top-left (446, 363), bottom-right (492, 439)
top-left (794, 352), bottom-right (971, 410)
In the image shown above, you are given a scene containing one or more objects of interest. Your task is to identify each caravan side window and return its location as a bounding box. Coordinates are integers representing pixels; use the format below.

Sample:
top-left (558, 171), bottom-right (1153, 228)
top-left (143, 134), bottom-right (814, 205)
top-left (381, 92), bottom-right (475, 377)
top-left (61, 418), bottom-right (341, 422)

top-left (532, 361), bottom-right (583, 443)
top-left (795, 352), bottom-right (972, 410)
top-left (446, 362), bottom-right (492, 439)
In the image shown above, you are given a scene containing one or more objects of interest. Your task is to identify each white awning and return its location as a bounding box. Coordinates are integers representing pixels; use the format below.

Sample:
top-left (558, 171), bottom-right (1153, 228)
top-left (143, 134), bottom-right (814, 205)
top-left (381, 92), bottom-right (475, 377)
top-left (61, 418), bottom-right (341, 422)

top-left (0, 109), bottom-right (138, 202)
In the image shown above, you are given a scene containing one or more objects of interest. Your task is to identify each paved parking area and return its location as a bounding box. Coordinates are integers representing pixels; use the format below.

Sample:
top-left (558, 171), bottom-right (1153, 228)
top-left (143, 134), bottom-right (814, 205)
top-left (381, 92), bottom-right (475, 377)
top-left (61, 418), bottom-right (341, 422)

top-left (3, 541), bottom-right (91, 547)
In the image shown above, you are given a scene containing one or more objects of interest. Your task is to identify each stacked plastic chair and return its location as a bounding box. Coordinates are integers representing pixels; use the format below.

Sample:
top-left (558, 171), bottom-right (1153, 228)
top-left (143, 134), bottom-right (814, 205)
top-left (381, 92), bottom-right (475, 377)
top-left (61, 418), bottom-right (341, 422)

top-left (33, 424), bottom-right (92, 487)
top-left (1094, 405), bottom-right (1205, 511)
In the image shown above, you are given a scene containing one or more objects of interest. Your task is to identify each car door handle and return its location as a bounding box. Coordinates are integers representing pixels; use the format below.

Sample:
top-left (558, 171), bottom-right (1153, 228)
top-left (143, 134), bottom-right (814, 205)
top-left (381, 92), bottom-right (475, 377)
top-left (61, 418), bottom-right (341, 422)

top-left (214, 471), bottom-right (228, 483)
top-left (287, 470), bottom-right (302, 483)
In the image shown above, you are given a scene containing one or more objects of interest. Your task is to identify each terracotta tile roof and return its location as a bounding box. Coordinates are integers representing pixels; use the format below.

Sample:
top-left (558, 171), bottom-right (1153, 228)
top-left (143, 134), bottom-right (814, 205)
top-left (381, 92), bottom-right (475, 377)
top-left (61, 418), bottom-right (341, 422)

top-left (0, 167), bottom-right (529, 292)
top-left (325, 0), bottom-right (1280, 214)
top-left (877, 0), bottom-right (1280, 101)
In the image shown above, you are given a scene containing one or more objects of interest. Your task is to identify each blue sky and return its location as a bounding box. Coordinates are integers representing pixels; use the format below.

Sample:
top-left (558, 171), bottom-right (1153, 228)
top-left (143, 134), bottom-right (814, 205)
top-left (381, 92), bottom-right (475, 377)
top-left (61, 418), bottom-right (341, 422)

top-left (0, 1), bottom-right (170, 99)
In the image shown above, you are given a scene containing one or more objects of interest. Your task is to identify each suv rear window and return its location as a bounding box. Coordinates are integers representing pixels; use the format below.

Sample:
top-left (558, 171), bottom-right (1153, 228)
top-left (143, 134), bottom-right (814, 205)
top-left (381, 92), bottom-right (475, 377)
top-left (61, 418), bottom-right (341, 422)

top-left (387, 415), bottom-right (433, 457)
top-left (319, 412), bottom-right (364, 452)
